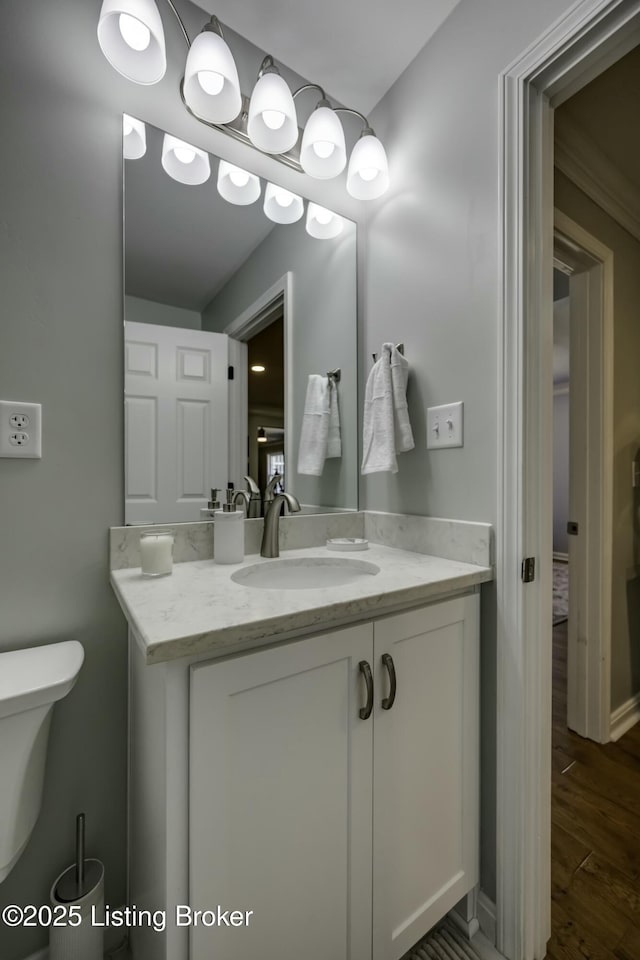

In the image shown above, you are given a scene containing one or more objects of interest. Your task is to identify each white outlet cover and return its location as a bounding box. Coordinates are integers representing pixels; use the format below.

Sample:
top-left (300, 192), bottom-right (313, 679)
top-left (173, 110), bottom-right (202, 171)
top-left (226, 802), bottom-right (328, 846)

top-left (0, 401), bottom-right (42, 458)
top-left (427, 401), bottom-right (464, 449)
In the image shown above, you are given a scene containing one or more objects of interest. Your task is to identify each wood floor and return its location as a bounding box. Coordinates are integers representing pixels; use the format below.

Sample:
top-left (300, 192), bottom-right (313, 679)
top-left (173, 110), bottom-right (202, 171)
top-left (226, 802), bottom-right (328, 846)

top-left (547, 621), bottom-right (640, 959)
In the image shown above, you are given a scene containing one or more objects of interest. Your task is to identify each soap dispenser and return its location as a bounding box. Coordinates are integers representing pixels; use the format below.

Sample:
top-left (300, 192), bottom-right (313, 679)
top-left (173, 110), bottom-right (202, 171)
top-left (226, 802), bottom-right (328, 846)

top-left (214, 489), bottom-right (245, 564)
top-left (200, 488), bottom-right (221, 521)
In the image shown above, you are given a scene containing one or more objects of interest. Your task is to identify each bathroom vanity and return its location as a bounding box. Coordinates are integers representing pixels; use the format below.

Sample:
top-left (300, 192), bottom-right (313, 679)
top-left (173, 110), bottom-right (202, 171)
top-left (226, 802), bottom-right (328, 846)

top-left (111, 517), bottom-right (492, 960)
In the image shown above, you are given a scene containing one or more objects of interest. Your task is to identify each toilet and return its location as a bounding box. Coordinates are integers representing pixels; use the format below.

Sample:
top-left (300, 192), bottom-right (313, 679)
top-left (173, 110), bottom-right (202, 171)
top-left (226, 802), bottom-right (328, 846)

top-left (0, 640), bottom-right (84, 883)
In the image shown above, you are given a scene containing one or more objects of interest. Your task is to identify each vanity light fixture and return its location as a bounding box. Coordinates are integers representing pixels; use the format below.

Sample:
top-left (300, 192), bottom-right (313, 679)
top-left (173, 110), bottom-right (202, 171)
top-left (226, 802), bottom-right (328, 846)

top-left (98, 0), bottom-right (390, 200)
top-left (122, 114), bottom-right (147, 159)
top-left (183, 17), bottom-right (242, 124)
top-left (306, 202), bottom-right (344, 240)
top-left (346, 125), bottom-right (390, 200)
top-left (251, 364), bottom-right (266, 373)
top-left (257, 427), bottom-right (267, 443)
top-left (217, 160), bottom-right (261, 205)
top-left (97, 0), bottom-right (167, 84)
top-left (247, 57), bottom-right (298, 155)
top-left (161, 134), bottom-right (211, 184)
top-left (300, 99), bottom-right (347, 179)
top-left (263, 183), bottom-right (304, 224)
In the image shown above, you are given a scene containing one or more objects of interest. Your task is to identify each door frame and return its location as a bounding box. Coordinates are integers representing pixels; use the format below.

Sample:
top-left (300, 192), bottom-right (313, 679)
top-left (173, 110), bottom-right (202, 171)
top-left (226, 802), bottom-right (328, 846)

top-left (224, 273), bottom-right (293, 489)
top-left (497, 2), bottom-right (640, 958)
top-left (553, 212), bottom-right (613, 743)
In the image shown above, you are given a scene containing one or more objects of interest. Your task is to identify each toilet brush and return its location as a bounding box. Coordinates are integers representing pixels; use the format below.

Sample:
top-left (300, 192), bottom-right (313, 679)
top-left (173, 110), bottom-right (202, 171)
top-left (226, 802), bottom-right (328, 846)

top-left (49, 813), bottom-right (105, 960)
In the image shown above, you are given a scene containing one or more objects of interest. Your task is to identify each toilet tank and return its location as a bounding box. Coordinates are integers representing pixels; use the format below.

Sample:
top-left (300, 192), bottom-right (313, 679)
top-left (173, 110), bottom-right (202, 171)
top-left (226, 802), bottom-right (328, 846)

top-left (0, 640), bottom-right (84, 882)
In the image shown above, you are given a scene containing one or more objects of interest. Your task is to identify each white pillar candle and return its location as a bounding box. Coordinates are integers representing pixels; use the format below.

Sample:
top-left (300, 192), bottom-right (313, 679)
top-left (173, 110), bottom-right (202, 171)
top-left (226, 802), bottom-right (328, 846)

top-left (140, 533), bottom-right (174, 577)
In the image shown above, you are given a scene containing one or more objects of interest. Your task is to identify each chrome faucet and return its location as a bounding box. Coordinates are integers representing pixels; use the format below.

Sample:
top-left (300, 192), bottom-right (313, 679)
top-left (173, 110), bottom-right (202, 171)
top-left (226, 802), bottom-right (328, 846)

top-left (232, 490), bottom-right (251, 513)
top-left (260, 492), bottom-right (301, 558)
top-left (243, 475), bottom-right (261, 518)
top-left (263, 472), bottom-right (283, 509)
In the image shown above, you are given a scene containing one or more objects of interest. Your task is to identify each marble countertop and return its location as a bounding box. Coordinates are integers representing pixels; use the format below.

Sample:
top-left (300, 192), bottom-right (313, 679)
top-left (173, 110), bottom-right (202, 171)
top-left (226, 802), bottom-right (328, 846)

top-left (111, 543), bottom-right (493, 665)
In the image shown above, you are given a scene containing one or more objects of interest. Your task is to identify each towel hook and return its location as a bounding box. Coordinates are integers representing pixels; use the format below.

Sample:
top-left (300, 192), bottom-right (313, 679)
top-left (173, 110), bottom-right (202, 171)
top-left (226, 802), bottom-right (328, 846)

top-left (372, 343), bottom-right (404, 364)
top-left (327, 368), bottom-right (341, 383)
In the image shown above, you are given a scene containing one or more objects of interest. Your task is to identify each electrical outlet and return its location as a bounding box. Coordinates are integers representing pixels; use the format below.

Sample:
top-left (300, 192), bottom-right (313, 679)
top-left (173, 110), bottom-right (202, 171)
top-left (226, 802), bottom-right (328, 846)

top-left (426, 401), bottom-right (464, 449)
top-left (0, 401), bottom-right (42, 458)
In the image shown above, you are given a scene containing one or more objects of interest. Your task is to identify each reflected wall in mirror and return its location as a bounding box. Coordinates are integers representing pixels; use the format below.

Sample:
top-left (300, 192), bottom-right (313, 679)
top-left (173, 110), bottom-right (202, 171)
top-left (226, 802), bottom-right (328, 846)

top-left (123, 121), bottom-right (358, 524)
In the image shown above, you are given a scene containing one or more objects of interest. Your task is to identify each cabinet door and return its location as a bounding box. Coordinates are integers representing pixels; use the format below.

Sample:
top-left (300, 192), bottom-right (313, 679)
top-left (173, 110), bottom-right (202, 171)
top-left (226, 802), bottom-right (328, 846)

top-left (372, 595), bottom-right (479, 960)
top-left (190, 624), bottom-right (374, 960)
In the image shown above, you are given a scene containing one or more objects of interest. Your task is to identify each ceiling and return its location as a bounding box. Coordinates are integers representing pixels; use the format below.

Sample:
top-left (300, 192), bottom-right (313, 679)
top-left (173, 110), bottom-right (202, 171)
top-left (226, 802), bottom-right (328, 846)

top-left (124, 123), bottom-right (276, 311)
top-left (556, 44), bottom-right (640, 193)
top-left (192, 0), bottom-right (463, 114)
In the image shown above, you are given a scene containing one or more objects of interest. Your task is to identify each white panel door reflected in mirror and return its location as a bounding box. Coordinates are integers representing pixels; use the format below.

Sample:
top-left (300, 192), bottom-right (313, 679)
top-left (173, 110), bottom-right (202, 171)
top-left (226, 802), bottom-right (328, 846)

top-left (123, 119), bottom-right (358, 524)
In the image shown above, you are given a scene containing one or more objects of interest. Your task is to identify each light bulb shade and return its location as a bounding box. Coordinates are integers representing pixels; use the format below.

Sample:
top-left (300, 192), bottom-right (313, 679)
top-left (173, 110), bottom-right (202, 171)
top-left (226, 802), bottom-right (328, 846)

top-left (300, 107), bottom-right (346, 179)
top-left (263, 183), bottom-right (304, 224)
top-left (346, 134), bottom-right (390, 200)
top-left (122, 114), bottom-right (146, 159)
top-left (306, 203), bottom-right (344, 240)
top-left (217, 160), bottom-right (261, 205)
top-left (247, 73), bottom-right (298, 154)
top-left (183, 30), bottom-right (242, 124)
top-left (97, 0), bottom-right (166, 84)
top-left (161, 135), bottom-right (210, 185)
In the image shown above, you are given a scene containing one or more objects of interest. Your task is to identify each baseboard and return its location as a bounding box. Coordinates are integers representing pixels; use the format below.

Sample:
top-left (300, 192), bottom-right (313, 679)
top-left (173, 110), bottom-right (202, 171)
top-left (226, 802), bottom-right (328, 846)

top-left (23, 950), bottom-right (47, 960)
top-left (553, 552), bottom-right (569, 563)
top-left (476, 890), bottom-right (497, 946)
top-left (610, 692), bottom-right (640, 741)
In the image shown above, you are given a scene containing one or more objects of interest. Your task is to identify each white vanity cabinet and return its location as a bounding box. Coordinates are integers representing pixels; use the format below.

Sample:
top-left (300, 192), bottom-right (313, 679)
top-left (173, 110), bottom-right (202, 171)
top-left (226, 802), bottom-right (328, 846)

top-left (188, 593), bottom-right (479, 960)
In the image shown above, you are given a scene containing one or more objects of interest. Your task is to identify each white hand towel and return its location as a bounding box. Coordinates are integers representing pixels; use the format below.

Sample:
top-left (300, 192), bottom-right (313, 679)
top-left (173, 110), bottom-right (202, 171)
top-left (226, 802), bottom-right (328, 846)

top-left (389, 343), bottom-right (414, 453)
top-left (327, 379), bottom-right (342, 459)
top-left (297, 375), bottom-right (330, 476)
top-left (361, 346), bottom-right (397, 474)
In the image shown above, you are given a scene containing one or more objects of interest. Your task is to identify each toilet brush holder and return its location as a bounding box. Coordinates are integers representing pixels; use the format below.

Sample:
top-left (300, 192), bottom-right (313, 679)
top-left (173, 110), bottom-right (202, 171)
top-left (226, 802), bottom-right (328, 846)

top-left (49, 814), bottom-right (104, 960)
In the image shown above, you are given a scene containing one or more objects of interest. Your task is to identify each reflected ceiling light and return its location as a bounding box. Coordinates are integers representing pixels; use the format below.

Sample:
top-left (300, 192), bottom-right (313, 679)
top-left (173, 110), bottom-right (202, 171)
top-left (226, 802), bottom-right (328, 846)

top-left (183, 17), bottom-right (241, 124)
top-left (247, 57), bottom-right (298, 155)
top-left (122, 114), bottom-right (146, 159)
top-left (257, 427), bottom-right (267, 443)
top-left (263, 183), bottom-right (304, 224)
top-left (251, 364), bottom-right (266, 373)
top-left (97, 0), bottom-right (166, 84)
top-left (346, 129), bottom-right (389, 200)
top-left (161, 134), bottom-right (210, 184)
top-left (300, 102), bottom-right (346, 179)
top-left (217, 160), bottom-right (261, 205)
top-left (97, 3), bottom-right (391, 201)
top-left (306, 203), bottom-right (344, 240)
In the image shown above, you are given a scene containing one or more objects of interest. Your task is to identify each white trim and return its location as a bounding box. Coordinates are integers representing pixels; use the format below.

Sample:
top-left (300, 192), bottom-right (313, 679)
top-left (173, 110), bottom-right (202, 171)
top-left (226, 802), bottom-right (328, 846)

top-left (553, 382), bottom-right (569, 397)
top-left (225, 272), bottom-right (294, 490)
top-left (555, 114), bottom-right (640, 244)
top-left (610, 692), bottom-right (640, 741)
top-left (552, 551), bottom-right (569, 563)
top-left (477, 890), bottom-right (497, 946)
top-left (554, 211), bottom-right (613, 744)
top-left (498, 2), bottom-right (640, 959)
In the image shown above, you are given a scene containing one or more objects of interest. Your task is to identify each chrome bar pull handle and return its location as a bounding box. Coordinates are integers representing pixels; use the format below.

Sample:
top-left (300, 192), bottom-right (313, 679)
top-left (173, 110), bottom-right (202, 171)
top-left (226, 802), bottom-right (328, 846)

top-left (381, 653), bottom-right (397, 710)
top-left (359, 660), bottom-right (374, 720)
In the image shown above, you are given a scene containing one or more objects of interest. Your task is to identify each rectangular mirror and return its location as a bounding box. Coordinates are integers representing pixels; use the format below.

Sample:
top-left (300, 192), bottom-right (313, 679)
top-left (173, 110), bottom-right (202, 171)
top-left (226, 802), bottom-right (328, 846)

top-left (123, 120), bottom-right (358, 524)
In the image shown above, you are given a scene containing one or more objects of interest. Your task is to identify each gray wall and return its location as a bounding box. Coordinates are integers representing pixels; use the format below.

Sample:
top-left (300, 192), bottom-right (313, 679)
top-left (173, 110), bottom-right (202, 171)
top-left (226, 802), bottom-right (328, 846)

top-left (553, 390), bottom-right (570, 556)
top-left (203, 217), bottom-right (358, 510)
top-left (125, 295), bottom-right (202, 330)
top-left (363, 0), bottom-right (577, 902)
top-left (555, 171), bottom-right (640, 711)
top-left (0, 2), bottom-right (362, 958)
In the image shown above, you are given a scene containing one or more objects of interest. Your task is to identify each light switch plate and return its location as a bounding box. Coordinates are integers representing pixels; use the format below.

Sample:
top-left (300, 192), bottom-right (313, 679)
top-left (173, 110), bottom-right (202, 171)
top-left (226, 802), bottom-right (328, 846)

top-left (427, 401), bottom-right (464, 449)
top-left (0, 401), bottom-right (42, 458)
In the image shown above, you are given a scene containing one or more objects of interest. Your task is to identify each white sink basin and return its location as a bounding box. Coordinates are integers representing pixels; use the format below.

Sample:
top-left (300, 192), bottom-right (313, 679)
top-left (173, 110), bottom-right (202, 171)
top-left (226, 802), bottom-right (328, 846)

top-left (231, 557), bottom-right (381, 590)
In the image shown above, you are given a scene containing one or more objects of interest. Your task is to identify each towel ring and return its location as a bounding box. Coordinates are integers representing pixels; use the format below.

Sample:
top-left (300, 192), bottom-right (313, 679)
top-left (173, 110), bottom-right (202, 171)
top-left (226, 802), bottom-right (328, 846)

top-left (327, 368), bottom-right (341, 382)
top-left (372, 343), bottom-right (404, 364)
